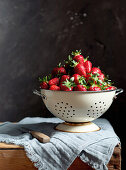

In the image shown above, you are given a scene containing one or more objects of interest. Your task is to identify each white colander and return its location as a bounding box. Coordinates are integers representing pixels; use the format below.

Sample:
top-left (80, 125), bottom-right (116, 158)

top-left (34, 88), bottom-right (123, 132)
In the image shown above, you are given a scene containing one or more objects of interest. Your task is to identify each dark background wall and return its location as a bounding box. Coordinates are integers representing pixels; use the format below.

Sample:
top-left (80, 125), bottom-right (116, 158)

top-left (0, 0), bottom-right (125, 168)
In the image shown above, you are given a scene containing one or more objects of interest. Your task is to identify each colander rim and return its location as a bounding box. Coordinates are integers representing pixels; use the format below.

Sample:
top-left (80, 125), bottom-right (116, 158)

top-left (40, 88), bottom-right (118, 93)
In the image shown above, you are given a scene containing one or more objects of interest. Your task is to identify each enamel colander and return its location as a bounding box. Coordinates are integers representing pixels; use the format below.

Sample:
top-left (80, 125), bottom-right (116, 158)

top-left (34, 88), bottom-right (123, 133)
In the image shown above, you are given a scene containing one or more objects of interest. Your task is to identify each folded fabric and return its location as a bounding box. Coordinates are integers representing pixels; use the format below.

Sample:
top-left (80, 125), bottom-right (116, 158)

top-left (0, 117), bottom-right (120, 170)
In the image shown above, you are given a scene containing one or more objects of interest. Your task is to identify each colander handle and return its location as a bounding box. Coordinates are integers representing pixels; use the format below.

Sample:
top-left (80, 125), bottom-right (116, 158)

top-left (33, 90), bottom-right (42, 97)
top-left (33, 90), bottom-right (47, 100)
top-left (115, 88), bottom-right (123, 96)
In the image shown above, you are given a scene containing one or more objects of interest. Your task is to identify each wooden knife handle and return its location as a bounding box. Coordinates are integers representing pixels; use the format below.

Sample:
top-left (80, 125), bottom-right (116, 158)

top-left (30, 131), bottom-right (50, 143)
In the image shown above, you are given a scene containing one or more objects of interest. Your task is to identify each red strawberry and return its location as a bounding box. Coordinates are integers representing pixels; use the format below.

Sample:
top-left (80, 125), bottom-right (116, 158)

top-left (98, 73), bottom-right (105, 81)
top-left (86, 73), bottom-right (92, 82)
top-left (72, 50), bottom-right (84, 65)
top-left (51, 67), bottom-right (57, 75)
top-left (60, 85), bottom-right (73, 91)
top-left (74, 63), bottom-right (86, 77)
top-left (91, 67), bottom-right (101, 74)
top-left (71, 74), bottom-right (80, 85)
top-left (60, 75), bottom-right (70, 84)
top-left (65, 54), bottom-right (86, 76)
top-left (71, 74), bottom-right (86, 85)
top-left (106, 86), bottom-right (116, 91)
top-left (49, 85), bottom-right (60, 91)
top-left (52, 63), bottom-right (66, 75)
top-left (86, 73), bottom-right (99, 85)
top-left (60, 80), bottom-right (73, 91)
top-left (73, 55), bottom-right (84, 65)
top-left (39, 76), bottom-right (49, 89)
top-left (84, 60), bottom-right (92, 73)
top-left (89, 86), bottom-right (101, 91)
top-left (74, 85), bottom-right (87, 91)
top-left (48, 78), bottom-right (59, 86)
top-left (40, 82), bottom-right (48, 89)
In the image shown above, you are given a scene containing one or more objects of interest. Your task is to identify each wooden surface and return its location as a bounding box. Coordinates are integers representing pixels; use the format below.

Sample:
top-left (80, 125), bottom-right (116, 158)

top-left (68, 157), bottom-right (94, 170)
top-left (107, 144), bottom-right (121, 170)
top-left (0, 143), bottom-right (36, 170)
top-left (0, 142), bottom-right (93, 170)
top-left (0, 143), bottom-right (23, 149)
top-left (0, 142), bottom-right (121, 170)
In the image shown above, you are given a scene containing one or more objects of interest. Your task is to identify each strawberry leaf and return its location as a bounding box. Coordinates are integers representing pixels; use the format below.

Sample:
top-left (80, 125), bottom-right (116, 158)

top-left (84, 56), bottom-right (89, 62)
top-left (62, 79), bottom-right (75, 88)
top-left (79, 76), bottom-right (86, 85)
top-left (64, 55), bottom-right (73, 65)
top-left (39, 77), bottom-right (43, 82)
top-left (48, 74), bottom-right (52, 80)
top-left (71, 50), bottom-right (81, 56)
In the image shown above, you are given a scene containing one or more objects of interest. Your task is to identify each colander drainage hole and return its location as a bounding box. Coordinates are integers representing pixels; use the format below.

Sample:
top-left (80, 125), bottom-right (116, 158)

top-left (96, 107), bottom-right (98, 108)
top-left (60, 107), bottom-right (62, 108)
top-left (57, 103), bottom-right (59, 104)
top-left (99, 101), bottom-right (101, 103)
top-left (64, 110), bottom-right (65, 112)
top-left (97, 110), bottom-right (98, 111)
top-left (55, 109), bottom-right (57, 111)
top-left (68, 110), bottom-right (70, 112)
top-left (66, 103), bottom-right (68, 105)
top-left (70, 106), bottom-right (72, 108)
top-left (73, 113), bottom-right (75, 115)
top-left (73, 110), bottom-right (75, 112)
top-left (58, 113), bottom-right (59, 114)
top-left (95, 103), bottom-right (97, 105)
top-left (61, 102), bottom-right (63, 104)
top-left (55, 105), bottom-right (57, 107)
top-left (65, 107), bottom-right (67, 109)
top-left (59, 110), bottom-right (61, 111)
top-left (88, 110), bottom-right (90, 111)
top-left (91, 106), bottom-right (92, 108)
top-left (67, 113), bottom-right (69, 115)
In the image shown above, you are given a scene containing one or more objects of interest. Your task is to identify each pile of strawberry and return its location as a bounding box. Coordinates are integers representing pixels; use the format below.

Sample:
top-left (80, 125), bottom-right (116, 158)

top-left (39, 50), bottom-right (116, 91)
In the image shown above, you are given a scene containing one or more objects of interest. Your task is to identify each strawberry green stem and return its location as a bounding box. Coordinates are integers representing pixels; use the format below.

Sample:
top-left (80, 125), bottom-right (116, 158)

top-left (58, 62), bottom-right (61, 67)
top-left (84, 56), bottom-right (89, 62)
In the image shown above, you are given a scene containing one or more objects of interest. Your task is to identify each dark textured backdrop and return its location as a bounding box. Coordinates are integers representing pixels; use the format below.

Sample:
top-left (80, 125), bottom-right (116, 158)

top-left (0, 0), bottom-right (125, 168)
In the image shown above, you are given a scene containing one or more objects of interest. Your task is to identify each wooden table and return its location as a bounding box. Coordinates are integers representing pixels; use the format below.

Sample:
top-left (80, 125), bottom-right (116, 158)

top-left (0, 142), bottom-right (121, 170)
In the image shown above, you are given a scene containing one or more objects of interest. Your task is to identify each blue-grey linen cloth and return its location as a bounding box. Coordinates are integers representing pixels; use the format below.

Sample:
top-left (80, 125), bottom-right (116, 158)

top-left (0, 117), bottom-right (119, 170)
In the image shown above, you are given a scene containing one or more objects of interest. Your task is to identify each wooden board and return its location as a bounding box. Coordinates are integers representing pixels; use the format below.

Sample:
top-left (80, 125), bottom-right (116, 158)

top-left (0, 142), bottom-right (93, 170)
top-left (0, 142), bottom-right (121, 170)
top-left (0, 143), bottom-right (23, 149)
top-left (0, 143), bottom-right (36, 170)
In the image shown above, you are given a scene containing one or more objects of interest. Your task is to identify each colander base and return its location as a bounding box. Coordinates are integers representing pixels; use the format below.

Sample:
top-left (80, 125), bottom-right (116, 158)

top-left (55, 122), bottom-right (100, 133)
